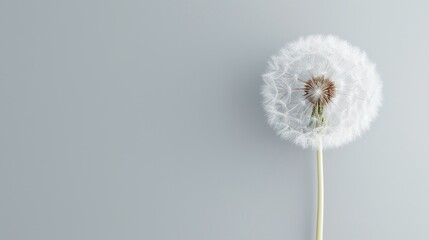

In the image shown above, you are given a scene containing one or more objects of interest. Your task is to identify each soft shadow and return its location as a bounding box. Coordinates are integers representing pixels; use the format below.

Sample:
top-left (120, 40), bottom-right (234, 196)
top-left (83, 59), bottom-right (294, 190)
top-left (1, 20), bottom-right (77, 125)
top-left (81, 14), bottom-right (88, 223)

top-left (225, 53), bottom-right (317, 239)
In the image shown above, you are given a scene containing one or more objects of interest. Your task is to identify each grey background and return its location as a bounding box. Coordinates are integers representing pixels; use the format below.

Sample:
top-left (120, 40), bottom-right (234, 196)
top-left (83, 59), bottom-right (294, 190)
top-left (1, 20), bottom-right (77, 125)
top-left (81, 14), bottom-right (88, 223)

top-left (1, 0), bottom-right (428, 239)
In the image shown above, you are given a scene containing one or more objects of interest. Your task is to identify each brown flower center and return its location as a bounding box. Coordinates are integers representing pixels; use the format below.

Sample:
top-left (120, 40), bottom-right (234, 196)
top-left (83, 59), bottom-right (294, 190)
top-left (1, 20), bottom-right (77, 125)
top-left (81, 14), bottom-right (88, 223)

top-left (303, 76), bottom-right (336, 105)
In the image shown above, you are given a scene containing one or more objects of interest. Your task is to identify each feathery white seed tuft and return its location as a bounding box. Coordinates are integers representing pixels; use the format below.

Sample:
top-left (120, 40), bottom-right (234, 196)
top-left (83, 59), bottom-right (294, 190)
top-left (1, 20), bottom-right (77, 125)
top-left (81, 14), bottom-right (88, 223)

top-left (262, 35), bottom-right (382, 149)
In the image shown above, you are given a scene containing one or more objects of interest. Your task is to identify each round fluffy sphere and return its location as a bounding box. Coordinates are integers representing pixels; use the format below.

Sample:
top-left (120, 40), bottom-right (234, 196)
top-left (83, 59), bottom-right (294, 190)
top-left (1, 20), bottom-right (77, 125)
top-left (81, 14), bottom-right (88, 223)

top-left (262, 35), bottom-right (382, 149)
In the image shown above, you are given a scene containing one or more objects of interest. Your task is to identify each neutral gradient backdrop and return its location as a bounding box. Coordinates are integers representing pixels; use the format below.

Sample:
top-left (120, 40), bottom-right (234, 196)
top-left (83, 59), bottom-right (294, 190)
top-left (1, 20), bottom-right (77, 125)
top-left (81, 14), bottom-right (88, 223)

top-left (1, 0), bottom-right (428, 239)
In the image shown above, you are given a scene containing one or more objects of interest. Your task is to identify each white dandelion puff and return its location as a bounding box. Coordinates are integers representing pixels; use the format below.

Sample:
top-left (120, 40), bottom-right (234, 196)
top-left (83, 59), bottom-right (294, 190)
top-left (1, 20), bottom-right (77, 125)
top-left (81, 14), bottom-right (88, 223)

top-left (262, 35), bottom-right (382, 149)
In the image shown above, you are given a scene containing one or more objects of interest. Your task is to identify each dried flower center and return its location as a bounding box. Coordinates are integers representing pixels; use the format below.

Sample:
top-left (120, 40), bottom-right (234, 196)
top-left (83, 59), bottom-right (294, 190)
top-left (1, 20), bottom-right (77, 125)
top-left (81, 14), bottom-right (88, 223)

top-left (303, 76), bottom-right (336, 128)
top-left (303, 76), bottom-right (336, 105)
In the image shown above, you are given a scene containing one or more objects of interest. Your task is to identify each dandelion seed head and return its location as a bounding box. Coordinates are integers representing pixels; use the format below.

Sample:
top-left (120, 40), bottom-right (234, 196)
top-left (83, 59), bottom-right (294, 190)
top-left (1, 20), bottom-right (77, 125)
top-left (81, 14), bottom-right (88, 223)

top-left (262, 35), bottom-right (382, 149)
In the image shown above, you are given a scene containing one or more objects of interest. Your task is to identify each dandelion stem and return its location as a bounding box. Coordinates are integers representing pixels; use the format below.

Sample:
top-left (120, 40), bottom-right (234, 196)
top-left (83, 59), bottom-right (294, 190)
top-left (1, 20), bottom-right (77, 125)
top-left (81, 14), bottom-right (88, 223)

top-left (316, 140), bottom-right (324, 240)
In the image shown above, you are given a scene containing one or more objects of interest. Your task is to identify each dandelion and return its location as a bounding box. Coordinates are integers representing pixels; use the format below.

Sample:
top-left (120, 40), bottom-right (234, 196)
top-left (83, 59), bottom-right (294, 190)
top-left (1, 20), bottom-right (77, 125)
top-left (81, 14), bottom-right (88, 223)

top-left (261, 35), bottom-right (382, 240)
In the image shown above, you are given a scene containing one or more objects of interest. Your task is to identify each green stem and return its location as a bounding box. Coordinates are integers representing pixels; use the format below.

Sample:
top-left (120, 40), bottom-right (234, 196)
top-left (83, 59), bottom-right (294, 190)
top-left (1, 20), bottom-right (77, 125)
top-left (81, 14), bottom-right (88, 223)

top-left (310, 103), bottom-right (325, 128)
top-left (316, 140), bottom-right (324, 240)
